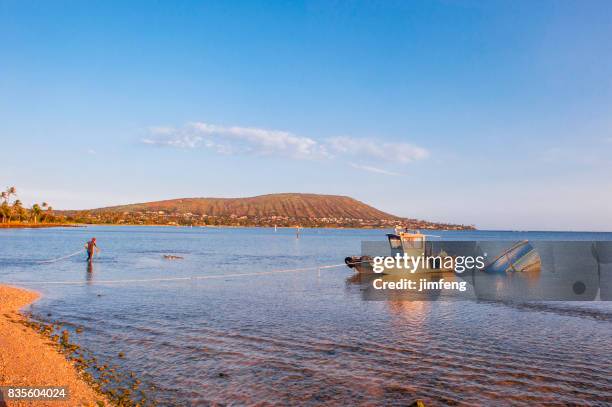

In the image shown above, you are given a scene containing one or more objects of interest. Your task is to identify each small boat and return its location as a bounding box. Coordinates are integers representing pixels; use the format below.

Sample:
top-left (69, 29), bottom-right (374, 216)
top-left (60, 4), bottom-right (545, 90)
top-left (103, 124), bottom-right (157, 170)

top-left (346, 227), bottom-right (452, 275)
top-left (163, 254), bottom-right (184, 260)
top-left (483, 240), bottom-right (540, 273)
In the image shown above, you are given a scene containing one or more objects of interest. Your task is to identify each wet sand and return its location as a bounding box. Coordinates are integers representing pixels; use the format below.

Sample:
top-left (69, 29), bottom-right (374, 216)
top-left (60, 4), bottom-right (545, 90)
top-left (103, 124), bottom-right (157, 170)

top-left (0, 285), bottom-right (109, 407)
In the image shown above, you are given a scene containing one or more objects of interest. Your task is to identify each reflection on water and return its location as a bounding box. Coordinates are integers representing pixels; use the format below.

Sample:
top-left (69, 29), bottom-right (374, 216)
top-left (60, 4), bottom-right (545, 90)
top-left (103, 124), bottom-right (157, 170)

top-left (0, 227), bottom-right (610, 406)
top-left (86, 261), bottom-right (94, 284)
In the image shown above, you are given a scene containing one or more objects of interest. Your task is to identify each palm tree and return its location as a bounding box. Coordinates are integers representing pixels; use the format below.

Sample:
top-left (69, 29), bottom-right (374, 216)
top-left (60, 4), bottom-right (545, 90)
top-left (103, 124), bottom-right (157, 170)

top-left (45, 206), bottom-right (54, 223)
top-left (6, 186), bottom-right (16, 203)
top-left (10, 199), bottom-right (23, 223)
top-left (0, 201), bottom-right (8, 223)
top-left (18, 205), bottom-right (27, 222)
top-left (1, 190), bottom-right (9, 223)
top-left (31, 204), bottom-right (41, 224)
top-left (41, 202), bottom-right (48, 223)
top-left (3, 187), bottom-right (16, 223)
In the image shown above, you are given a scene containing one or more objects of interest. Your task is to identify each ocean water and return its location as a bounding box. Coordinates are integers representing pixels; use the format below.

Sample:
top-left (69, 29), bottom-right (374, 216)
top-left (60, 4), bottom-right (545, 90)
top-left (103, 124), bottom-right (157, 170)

top-left (0, 226), bottom-right (611, 406)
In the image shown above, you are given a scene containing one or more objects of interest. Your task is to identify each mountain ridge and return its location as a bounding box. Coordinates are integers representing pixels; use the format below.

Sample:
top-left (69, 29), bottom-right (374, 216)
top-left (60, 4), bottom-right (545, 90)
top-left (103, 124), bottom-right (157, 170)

top-left (89, 193), bottom-right (398, 220)
top-left (62, 193), bottom-right (473, 229)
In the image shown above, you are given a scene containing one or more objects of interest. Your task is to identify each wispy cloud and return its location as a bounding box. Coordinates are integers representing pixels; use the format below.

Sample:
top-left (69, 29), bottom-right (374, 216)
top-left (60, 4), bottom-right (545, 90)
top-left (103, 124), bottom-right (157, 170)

top-left (142, 134), bottom-right (204, 149)
top-left (141, 122), bottom-right (429, 166)
top-left (142, 122), bottom-right (327, 159)
top-left (142, 126), bottom-right (204, 149)
top-left (350, 163), bottom-right (400, 176)
top-left (328, 136), bottom-right (429, 163)
top-left (192, 122), bottom-right (329, 159)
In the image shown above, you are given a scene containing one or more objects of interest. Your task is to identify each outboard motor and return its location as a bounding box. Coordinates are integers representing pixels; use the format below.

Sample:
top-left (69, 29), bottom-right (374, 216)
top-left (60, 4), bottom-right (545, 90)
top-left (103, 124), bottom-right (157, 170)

top-left (345, 255), bottom-right (373, 273)
top-left (345, 256), bottom-right (361, 268)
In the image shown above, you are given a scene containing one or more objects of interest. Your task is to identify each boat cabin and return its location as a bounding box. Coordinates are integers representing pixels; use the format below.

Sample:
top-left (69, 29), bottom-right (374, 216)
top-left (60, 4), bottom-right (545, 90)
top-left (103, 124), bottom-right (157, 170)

top-left (387, 227), bottom-right (426, 257)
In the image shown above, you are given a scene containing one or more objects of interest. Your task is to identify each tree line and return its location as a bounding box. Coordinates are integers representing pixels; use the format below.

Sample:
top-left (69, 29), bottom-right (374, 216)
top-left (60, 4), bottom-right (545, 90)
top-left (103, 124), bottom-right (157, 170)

top-left (1, 186), bottom-right (57, 224)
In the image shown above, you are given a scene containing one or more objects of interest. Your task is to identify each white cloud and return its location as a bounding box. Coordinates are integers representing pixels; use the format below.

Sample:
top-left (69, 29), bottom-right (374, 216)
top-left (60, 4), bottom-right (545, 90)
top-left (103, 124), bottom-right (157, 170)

top-left (142, 132), bottom-right (203, 149)
top-left (350, 163), bottom-right (400, 176)
top-left (189, 122), bottom-right (328, 159)
top-left (142, 122), bottom-right (327, 159)
top-left (141, 122), bottom-right (429, 165)
top-left (328, 136), bottom-right (429, 164)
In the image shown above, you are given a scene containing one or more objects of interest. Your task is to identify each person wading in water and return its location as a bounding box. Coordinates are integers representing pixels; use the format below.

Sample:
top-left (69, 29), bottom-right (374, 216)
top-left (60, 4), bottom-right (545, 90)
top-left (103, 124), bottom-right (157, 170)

top-left (85, 237), bottom-right (99, 262)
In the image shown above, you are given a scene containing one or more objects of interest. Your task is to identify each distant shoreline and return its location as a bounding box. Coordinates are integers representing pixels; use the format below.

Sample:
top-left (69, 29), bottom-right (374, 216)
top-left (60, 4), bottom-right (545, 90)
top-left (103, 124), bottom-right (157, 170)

top-left (0, 223), bottom-right (83, 229)
top-left (3, 224), bottom-right (610, 233)
top-left (55, 193), bottom-right (475, 230)
top-left (0, 222), bottom-right (474, 231)
top-left (0, 223), bottom-right (474, 231)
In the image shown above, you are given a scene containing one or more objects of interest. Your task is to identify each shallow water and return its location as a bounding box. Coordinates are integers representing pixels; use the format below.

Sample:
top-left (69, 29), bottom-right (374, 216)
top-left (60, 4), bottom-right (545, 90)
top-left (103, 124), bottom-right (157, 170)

top-left (1, 227), bottom-right (611, 406)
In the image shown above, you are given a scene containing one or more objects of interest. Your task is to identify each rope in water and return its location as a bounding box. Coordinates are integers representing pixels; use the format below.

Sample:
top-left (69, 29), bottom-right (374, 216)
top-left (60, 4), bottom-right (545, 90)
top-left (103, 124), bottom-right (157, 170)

top-left (37, 249), bottom-right (84, 264)
top-left (5, 263), bottom-right (347, 286)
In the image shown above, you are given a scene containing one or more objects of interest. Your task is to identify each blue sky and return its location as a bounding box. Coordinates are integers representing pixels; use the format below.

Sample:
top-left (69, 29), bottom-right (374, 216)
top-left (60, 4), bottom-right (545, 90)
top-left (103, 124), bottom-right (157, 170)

top-left (1, 1), bottom-right (611, 230)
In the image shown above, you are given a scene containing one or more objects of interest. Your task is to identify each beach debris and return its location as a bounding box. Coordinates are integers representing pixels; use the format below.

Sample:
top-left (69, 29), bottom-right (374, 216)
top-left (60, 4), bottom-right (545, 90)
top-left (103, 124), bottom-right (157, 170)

top-left (163, 254), bottom-right (183, 260)
top-left (61, 330), bottom-right (70, 345)
top-left (18, 314), bottom-right (148, 406)
top-left (408, 400), bottom-right (426, 407)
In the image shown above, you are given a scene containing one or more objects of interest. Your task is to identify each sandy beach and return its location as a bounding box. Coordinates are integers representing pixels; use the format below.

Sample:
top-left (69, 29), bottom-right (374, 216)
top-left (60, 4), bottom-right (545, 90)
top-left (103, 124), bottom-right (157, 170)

top-left (0, 285), bottom-right (109, 407)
